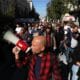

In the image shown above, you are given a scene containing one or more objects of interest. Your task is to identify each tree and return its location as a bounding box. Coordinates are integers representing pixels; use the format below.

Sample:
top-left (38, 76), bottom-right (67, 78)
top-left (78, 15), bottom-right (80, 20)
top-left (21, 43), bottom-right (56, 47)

top-left (6, 0), bottom-right (15, 17)
top-left (0, 0), bottom-right (15, 17)
top-left (29, 7), bottom-right (40, 20)
top-left (47, 2), bottom-right (53, 20)
top-left (47, 0), bottom-right (69, 20)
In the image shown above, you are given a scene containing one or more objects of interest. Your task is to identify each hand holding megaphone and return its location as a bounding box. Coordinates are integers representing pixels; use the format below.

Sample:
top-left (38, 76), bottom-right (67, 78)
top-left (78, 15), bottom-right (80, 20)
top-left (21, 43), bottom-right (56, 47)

top-left (12, 46), bottom-right (21, 59)
top-left (3, 30), bottom-right (31, 53)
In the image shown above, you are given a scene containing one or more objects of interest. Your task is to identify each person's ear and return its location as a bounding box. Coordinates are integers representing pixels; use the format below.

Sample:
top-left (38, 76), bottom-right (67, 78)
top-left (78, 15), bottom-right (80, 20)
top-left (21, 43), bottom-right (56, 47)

top-left (41, 46), bottom-right (45, 51)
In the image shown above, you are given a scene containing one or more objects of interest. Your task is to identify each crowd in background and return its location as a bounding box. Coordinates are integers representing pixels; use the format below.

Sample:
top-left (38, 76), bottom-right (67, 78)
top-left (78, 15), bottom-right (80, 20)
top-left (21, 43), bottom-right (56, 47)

top-left (0, 19), bottom-right (80, 80)
top-left (12, 19), bottom-right (80, 80)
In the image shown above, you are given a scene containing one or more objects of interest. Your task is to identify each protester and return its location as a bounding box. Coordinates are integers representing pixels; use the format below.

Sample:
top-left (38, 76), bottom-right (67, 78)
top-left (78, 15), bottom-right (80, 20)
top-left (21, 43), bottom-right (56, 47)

top-left (12, 36), bottom-right (62, 80)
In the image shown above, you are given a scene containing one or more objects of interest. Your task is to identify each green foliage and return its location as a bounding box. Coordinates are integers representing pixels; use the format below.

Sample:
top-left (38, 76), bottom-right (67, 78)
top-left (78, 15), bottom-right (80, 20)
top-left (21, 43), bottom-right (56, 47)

top-left (0, 0), bottom-right (15, 17)
top-left (6, 2), bottom-right (15, 17)
top-left (47, 0), bottom-right (70, 20)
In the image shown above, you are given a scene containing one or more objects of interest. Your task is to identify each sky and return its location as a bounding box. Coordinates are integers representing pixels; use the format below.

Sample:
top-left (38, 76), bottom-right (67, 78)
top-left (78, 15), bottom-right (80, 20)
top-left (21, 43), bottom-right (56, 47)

top-left (32, 0), bottom-right (49, 18)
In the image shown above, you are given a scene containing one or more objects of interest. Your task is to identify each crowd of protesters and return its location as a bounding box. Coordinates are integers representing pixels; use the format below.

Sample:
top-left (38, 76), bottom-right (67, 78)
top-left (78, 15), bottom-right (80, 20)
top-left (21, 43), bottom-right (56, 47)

top-left (11, 19), bottom-right (80, 80)
top-left (0, 18), bottom-right (80, 80)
